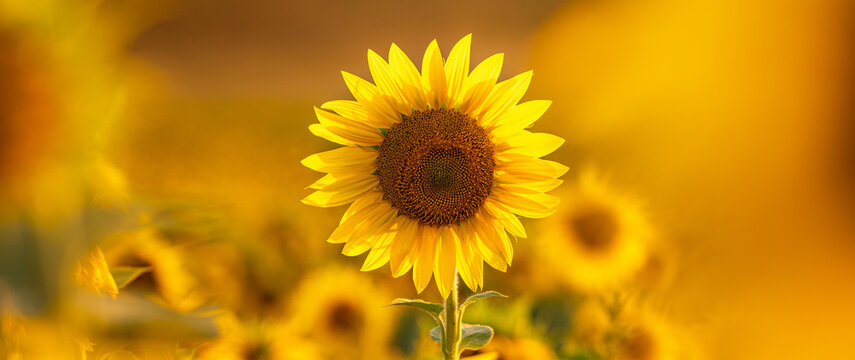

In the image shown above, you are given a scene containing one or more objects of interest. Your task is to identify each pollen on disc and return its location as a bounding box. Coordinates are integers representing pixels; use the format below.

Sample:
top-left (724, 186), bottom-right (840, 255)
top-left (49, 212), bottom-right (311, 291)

top-left (376, 108), bottom-right (495, 226)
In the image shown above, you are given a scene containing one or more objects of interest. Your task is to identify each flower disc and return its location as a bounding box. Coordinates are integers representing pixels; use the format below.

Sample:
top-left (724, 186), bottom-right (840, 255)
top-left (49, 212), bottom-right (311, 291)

top-left (376, 108), bottom-right (495, 226)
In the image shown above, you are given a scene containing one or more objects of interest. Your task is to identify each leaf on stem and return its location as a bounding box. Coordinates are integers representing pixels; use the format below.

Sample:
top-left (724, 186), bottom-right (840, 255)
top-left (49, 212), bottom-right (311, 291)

top-left (459, 291), bottom-right (507, 313)
top-left (460, 324), bottom-right (494, 350)
top-left (386, 298), bottom-right (444, 315)
top-left (430, 326), bottom-right (442, 343)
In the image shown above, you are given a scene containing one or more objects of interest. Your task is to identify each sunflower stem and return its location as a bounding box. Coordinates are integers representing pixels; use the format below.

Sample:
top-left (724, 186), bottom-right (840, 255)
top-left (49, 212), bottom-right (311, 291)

top-left (442, 271), bottom-right (461, 360)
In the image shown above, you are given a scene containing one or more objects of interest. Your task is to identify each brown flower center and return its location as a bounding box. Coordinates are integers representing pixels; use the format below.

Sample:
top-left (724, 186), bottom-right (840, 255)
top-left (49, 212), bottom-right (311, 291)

top-left (618, 327), bottom-right (656, 360)
top-left (376, 108), bottom-right (495, 226)
top-left (325, 301), bottom-right (364, 334)
top-left (570, 206), bottom-right (618, 252)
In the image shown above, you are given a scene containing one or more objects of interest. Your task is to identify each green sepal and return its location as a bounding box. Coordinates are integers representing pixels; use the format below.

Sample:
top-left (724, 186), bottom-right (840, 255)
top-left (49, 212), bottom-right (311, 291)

top-left (366, 145), bottom-right (379, 150)
top-left (459, 291), bottom-right (507, 313)
top-left (111, 266), bottom-right (152, 289)
top-left (428, 324), bottom-right (495, 351)
top-left (460, 324), bottom-right (494, 350)
top-left (379, 128), bottom-right (389, 136)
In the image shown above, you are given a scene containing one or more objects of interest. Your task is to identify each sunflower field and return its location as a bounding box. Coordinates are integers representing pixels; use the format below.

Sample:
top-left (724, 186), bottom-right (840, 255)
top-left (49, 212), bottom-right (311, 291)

top-left (1, 0), bottom-right (853, 359)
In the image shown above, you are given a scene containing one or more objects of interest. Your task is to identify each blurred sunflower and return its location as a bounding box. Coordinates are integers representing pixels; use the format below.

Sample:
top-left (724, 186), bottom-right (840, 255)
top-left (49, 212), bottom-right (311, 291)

top-left (0, 0), bottom-right (146, 213)
top-left (535, 170), bottom-right (651, 292)
top-left (104, 229), bottom-right (203, 313)
top-left (611, 308), bottom-right (678, 360)
top-left (462, 336), bottom-right (557, 360)
top-left (302, 34), bottom-right (567, 297)
top-left (569, 298), bottom-right (612, 352)
top-left (1, 315), bottom-right (92, 359)
top-left (286, 267), bottom-right (397, 360)
top-left (197, 313), bottom-right (321, 360)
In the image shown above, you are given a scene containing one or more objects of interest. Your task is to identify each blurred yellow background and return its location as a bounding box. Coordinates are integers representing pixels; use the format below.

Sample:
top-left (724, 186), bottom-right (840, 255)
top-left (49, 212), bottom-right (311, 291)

top-left (2, 0), bottom-right (853, 359)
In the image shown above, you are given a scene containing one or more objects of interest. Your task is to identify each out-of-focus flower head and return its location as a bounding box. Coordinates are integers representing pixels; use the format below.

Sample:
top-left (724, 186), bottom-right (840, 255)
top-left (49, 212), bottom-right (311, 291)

top-left (104, 229), bottom-right (204, 313)
top-left (534, 169), bottom-right (652, 293)
top-left (197, 312), bottom-right (321, 360)
top-left (462, 335), bottom-right (557, 360)
top-left (286, 267), bottom-right (398, 360)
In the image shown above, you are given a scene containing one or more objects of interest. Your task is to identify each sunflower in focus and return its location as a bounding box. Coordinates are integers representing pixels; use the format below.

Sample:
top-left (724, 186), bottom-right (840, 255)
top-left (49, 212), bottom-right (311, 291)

top-left (535, 170), bottom-right (651, 292)
top-left (302, 34), bottom-right (567, 297)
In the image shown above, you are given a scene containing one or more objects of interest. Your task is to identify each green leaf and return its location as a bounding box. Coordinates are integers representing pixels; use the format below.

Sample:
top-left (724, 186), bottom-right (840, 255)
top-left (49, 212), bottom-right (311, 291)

top-left (386, 298), bottom-right (443, 315)
top-left (460, 324), bottom-right (494, 351)
top-left (430, 326), bottom-right (442, 343)
top-left (460, 291), bottom-right (507, 312)
top-left (111, 266), bottom-right (152, 289)
top-left (386, 298), bottom-right (444, 328)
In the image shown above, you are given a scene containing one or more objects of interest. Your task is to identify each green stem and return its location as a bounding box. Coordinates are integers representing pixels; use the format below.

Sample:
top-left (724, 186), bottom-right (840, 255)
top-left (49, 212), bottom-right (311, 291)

top-left (442, 271), bottom-right (461, 360)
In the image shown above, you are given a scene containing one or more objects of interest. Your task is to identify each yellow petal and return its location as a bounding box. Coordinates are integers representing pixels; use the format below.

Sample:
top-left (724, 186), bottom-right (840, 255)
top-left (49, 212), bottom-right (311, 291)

top-left (459, 53), bottom-right (504, 115)
top-left (390, 218), bottom-right (419, 277)
top-left (368, 49), bottom-right (409, 113)
top-left (494, 222), bottom-right (514, 266)
top-left (477, 71), bottom-right (533, 127)
top-left (483, 199), bottom-right (527, 239)
top-left (301, 146), bottom-right (377, 172)
top-left (321, 100), bottom-right (391, 129)
top-left (348, 205), bottom-right (398, 245)
top-left (329, 191), bottom-right (387, 243)
top-left (413, 229), bottom-right (436, 293)
top-left (301, 174), bottom-right (378, 208)
top-left (496, 158), bottom-right (569, 181)
top-left (490, 100), bottom-right (552, 138)
top-left (445, 34), bottom-right (472, 106)
top-left (389, 43), bottom-right (428, 111)
top-left (309, 123), bottom-right (354, 145)
top-left (342, 71), bottom-right (401, 124)
top-left (434, 226), bottom-right (458, 299)
top-left (471, 212), bottom-right (510, 269)
top-left (494, 179), bottom-right (564, 194)
top-left (455, 223), bottom-right (479, 291)
top-left (491, 190), bottom-right (560, 218)
top-left (421, 39), bottom-right (448, 108)
top-left (361, 231), bottom-right (395, 271)
top-left (339, 190), bottom-right (384, 224)
top-left (496, 131), bottom-right (565, 158)
top-left (315, 107), bottom-right (383, 146)
top-left (307, 163), bottom-right (376, 190)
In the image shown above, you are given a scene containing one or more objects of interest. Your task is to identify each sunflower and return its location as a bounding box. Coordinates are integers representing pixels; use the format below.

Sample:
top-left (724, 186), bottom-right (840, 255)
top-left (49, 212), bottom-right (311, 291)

top-left (104, 229), bottom-right (203, 313)
top-left (302, 34), bottom-right (567, 297)
top-left (286, 267), bottom-right (397, 360)
top-left (611, 306), bottom-right (679, 360)
top-left (534, 169), bottom-right (651, 292)
top-left (197, 313), bottom-right (321, 360)
top-left (461, 336), bottom-right (557, 360)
